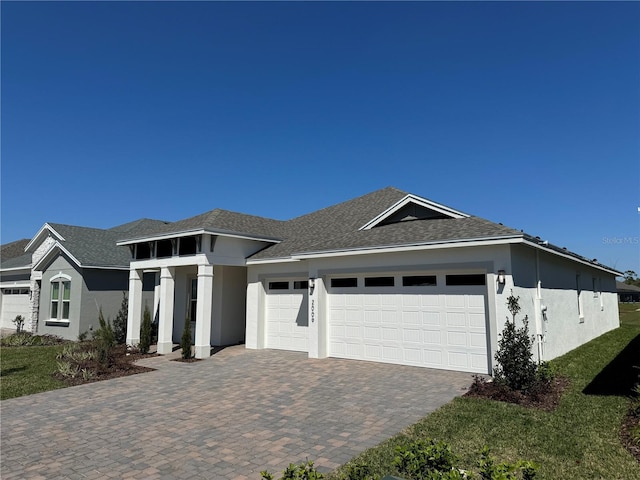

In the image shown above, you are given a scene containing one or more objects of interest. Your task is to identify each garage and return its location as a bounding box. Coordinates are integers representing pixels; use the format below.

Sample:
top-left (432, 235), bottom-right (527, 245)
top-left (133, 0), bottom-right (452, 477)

top-left (265, 278), bottom-right (309, 352)
top-left (327, 273), bottom-right (489, 373)
top-left (0, 287), bottom-right (30, 330)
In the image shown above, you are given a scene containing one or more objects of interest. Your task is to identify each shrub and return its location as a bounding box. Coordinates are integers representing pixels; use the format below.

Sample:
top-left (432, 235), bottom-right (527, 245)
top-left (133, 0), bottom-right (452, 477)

top-left (341, 462), bottom-right (376, 480)
top-left (478, 446), bottom-right (537, 480)
top-left (12, 314), bottom-right (25, 333)
top-left (113, 292), bottom-right (128, 345)
top-left (0, 332), bottom-right (65, 347)
top-left (139, 304), bottom-right (152, 354)
top-left (181, 315), bottom-right (193, 359)
top-left (493, 292), bottom-right (538, 392)
top-left (92, 308), bottom-right (116, 365)
top-left (261, 461), bottom-right (324, 480)
top-left (394, 439), bottom-right (459, 479)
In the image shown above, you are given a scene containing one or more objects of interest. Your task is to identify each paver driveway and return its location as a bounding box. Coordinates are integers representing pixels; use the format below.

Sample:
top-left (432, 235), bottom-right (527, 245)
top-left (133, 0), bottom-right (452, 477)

top-left (1, 346), bottom-right (472, 480)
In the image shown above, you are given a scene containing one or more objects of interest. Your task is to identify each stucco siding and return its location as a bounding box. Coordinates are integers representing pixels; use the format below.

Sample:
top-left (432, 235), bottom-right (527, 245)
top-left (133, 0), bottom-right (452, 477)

top-left (219, 266), bottom-right (247, 345)
top-left (80, 269), bottom-right (130, 336)
top-left (37, 255), bottom-right (83, 340)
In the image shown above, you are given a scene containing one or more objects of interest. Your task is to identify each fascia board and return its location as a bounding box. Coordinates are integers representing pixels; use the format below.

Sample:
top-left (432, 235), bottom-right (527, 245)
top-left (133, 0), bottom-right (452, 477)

top-left (32, 242), bottom-right (82, 271)
top-left (359, 195), bottom-right (469, 231)
top-left (24, 223), bottom-right (65, 252)
top-left (117, 229), bottom-right (282, 246)
top-left (0, 266), bottom-right (32, 273)
top-left (246, 257), bottom-right (302, 265)
top-left (521, 239), bottom-right (622, 276)
top-left (284, 236), bottom-right (522, 260)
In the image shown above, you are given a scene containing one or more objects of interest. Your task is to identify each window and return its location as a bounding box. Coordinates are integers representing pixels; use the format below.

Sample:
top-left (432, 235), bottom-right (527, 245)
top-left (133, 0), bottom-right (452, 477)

top-left (364, 276), bottom-right (394, 287)
top-left (268, 281), bottom-right (289, 290)
top-left (189, 278), bottom-right (198, 321)
top-left (293, 281), bottom-right (309, 290)
top-left (331, 277), bottom-right (358, 288)
top-left (135, 243), bottom-right (151, 260)
top-left (179, 236), bottom-right (197, 256)
top-left (2, 288), bottom-right (28, 295)
top-left (50, 278), bottom-right (71, 320)
top-left (445, 274), bottom-right (486, 286)
top-left (402, 275), bottom-right (437, 287)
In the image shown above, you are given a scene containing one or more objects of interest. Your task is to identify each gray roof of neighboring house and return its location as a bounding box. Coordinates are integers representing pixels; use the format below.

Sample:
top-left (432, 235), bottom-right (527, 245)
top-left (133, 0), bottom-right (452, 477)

top-left (117, 209), bottom-right (288, 242)
top-left (0, 239), bottom-right (32, 269)
top-left (40, 219), bottom-right (169, 269)
top-left (617, 281), bottom-right (640, 293)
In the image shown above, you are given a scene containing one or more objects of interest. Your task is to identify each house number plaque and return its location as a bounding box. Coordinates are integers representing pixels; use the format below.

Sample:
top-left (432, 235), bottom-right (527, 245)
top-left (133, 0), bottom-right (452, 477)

top-left (311, 299), bottom-right (315, 323)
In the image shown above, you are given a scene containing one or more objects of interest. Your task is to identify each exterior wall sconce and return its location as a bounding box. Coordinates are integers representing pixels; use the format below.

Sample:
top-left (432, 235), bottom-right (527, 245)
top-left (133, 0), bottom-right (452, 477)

top-left (309, 278), bottom-right (316, 293)
top-left (497, 270), bottom-right (506, 285)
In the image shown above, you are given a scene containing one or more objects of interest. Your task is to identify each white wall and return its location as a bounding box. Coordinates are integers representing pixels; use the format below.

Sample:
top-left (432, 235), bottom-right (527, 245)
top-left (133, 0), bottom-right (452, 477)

top-left (217, 265), bottom-right (247, 345)
top-left (510, 245), bottom-right (619, 361)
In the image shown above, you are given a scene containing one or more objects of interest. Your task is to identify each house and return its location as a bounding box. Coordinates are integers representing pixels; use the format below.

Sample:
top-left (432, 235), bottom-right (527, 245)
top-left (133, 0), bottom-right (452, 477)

top-left (617, 281), bottom-right (640, 303)
top-left (0, 239), bottom-right (32, 331)
top-left (119, 187), bottom-right (621, 374)
top-left (0, 219), bottom-right (167, 339)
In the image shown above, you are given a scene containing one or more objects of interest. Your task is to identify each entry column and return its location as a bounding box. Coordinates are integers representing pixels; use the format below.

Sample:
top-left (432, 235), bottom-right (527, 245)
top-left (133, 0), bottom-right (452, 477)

top-left (195, 264), bottom-right (214, 359)
top-left (126, 269), bottom-right (143, 346)
top-left (157, 266), bottom-right (175, 355)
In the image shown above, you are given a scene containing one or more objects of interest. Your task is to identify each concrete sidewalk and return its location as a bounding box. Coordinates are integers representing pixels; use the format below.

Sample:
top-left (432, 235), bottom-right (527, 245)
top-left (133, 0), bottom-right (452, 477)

top-left (0, 346), bottom-right (472, 479)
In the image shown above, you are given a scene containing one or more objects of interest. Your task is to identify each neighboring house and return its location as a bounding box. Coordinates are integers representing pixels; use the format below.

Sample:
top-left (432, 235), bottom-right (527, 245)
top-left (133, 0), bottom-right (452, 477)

top-left (617, 281), bottom-right (640, 303)
top-left (0, 239), bottom-right (32, 331)
top-left (119, 187), bottom-right (620, 374)
top-left (0, 219), bottom-right (167, 339)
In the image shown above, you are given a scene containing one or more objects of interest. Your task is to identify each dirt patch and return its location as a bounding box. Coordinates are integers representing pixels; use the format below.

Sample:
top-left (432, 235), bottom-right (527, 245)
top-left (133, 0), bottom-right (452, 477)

top-left (464, 376), bottom-right (570, 411)
top-left (171, 357), bottom-right (202, 363)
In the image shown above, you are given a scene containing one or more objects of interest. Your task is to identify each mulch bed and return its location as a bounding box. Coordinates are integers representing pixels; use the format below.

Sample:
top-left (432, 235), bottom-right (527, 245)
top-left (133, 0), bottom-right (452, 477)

top-left (52, 345), bottom-right (158, 386)
top-left (464, 376), bottom-right (570, 411)
top-left (621, 406), bottom-right (640, 463)
top-left (171, 357), bottom-right (202, 363)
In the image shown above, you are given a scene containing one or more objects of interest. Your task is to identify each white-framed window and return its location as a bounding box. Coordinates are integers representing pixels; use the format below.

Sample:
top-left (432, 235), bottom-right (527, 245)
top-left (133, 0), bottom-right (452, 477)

top-left (50, 274), bottom-right (71, 320)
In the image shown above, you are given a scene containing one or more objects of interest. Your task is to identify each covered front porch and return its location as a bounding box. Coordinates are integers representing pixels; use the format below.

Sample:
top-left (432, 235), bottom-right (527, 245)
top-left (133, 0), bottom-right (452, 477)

top-left (125, 257), bottom-right (248, 359)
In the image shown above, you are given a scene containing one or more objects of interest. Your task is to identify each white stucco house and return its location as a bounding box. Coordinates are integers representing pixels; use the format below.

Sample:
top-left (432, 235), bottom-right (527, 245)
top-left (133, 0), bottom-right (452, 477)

top-left (119, 187), bottom-right (620, 374)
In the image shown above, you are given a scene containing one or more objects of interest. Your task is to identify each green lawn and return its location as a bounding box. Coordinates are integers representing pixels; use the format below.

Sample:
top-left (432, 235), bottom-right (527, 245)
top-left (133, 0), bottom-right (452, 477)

top-left (330, 304), bottom-right (640, 479)
top-left (0, 345), bottom-right (66, 400)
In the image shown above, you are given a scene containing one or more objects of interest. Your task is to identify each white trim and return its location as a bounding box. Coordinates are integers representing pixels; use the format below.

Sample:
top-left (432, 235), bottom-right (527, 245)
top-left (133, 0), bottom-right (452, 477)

top-left (50, 272), bottom-right (72, 281)
top-left (0, 281), bottom-right (31, 288)
top-left (0, 266), bottom-right (32, 273)
top-left (246, 257), bottom-right (302, 265)
top-left (359, 194), bottom-right (469, 231)
top-left (24, 223), bottom-right (65, 252)
top-left (116, 229), bottom-right (281, 246)
top-left (32, 242), bottom-right (82, 271)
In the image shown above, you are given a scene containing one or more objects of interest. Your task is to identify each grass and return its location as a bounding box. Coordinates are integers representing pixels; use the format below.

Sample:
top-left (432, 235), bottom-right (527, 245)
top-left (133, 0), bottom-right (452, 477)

top-left (1, 344), bottom-right (66, 400)
top-left (329, 303), bottom-right (640, 480)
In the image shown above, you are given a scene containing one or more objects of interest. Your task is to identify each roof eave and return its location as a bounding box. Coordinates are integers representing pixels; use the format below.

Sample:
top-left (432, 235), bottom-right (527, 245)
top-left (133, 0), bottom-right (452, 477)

top-left (117, 228), bottom-right (282, 246)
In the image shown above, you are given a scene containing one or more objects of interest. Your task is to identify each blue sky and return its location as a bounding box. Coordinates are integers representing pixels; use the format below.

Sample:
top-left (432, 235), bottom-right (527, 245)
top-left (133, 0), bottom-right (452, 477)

top-left (2, 1), bottom-right (639, 273)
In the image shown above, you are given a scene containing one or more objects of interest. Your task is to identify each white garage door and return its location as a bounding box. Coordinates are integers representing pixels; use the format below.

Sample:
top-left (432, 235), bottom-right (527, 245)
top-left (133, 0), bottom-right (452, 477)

top-left (328, 273), bottom-right (489, 373)
top-left (265, 278), bottom-right (309, 352)
top-left (1, 287), bottom-right (30, 330)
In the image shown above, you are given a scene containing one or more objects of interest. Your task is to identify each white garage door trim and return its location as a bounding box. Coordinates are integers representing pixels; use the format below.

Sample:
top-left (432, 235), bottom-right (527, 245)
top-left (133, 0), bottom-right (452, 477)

top-left (327, 272), bottom-right (489, 373)
top-left (265, 278), bottom-right (309, 352)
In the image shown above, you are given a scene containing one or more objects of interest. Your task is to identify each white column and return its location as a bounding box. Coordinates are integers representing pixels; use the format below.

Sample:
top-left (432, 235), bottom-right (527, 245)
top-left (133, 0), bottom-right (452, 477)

top-left (126, 269), bottom-right (143, 346)
top-left (157, 266), bottom-right (175, 355)
top-left (194, 264), bottom-right (214, 359)
top-left (307, 274), bottom-right (328, 359)
top-left (152, 272), bottom-right (161, 323)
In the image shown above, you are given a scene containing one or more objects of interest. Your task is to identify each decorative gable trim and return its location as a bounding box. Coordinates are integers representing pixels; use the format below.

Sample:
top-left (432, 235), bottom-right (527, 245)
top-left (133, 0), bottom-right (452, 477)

top-left (32, 241), bottom-right (82, 271)
top-left (359, 194), bottom-right (469, 231)
top-left (24, 224), bottom-right (66, 252)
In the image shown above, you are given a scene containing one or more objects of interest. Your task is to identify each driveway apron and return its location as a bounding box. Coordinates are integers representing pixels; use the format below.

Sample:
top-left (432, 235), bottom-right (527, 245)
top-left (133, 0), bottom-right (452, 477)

top-left (1, 346), bottom-right (472, 479)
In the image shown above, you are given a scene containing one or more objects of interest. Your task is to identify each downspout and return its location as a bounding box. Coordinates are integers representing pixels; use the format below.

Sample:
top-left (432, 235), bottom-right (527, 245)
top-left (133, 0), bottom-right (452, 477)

top-left (534, 248), bottom-right (544, 362)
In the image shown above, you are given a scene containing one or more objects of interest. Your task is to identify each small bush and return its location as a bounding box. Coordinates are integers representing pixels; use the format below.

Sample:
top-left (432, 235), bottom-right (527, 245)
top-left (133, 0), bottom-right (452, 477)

top-left (139, 304), bottom-right (152, 354)
top-left (12, 314), bottom-right (25, 333)
top-left (394, 439), bottom-right (459, 479)
top-left (181, 315), bottom-right (193, 359)
top-left (261, 461), bottom-right (324, 480)
top-left (341, 462), bottom-right (376, 480)
top-left (493, 292), bottom-right (538, 393)
top-left (478, 446), bottom-right (537, 480)
top-left (0, 332), bottom-right (65, 347)
top-left (92, 308), bottom-right (116, 365)
top-left (113, 292), bottom-right (128, 345)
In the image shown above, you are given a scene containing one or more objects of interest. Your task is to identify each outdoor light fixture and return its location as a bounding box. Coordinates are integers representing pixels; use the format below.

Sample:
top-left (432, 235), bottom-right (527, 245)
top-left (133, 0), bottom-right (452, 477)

top-left (497, 270), bottom-right (506, 285)
top-left (308, 278), bottom-right (316, 289)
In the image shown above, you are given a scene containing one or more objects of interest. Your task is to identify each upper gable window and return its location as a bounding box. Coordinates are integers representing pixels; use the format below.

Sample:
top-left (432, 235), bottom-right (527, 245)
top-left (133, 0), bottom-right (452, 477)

top-left (377, 203), bottom-right (450, 227)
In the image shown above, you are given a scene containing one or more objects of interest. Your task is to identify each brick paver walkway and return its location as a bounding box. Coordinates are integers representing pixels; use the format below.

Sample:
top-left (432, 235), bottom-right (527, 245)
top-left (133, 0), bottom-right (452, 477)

top-left (1, 346), bottom-right (472, 479)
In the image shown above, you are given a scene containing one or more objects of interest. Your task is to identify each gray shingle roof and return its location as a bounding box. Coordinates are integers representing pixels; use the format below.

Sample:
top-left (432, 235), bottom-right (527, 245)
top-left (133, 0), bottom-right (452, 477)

top-left (117, 209), bottom-right (288, 242)
top-left (0, 239), bottom-right (32, 269)
top-left (248, 187), bottom-right (521, 260)
top-left (39, 220), bottom-right (168, 268)
top-left (617, 281), bottom-right (640, 293)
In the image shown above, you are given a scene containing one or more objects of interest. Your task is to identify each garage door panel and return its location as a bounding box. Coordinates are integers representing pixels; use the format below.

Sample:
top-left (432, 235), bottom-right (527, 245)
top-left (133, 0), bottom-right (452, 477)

top-left (328, 276), bottom-right (489, 374)
top-left (265, 279), bottom-right (308, 352)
